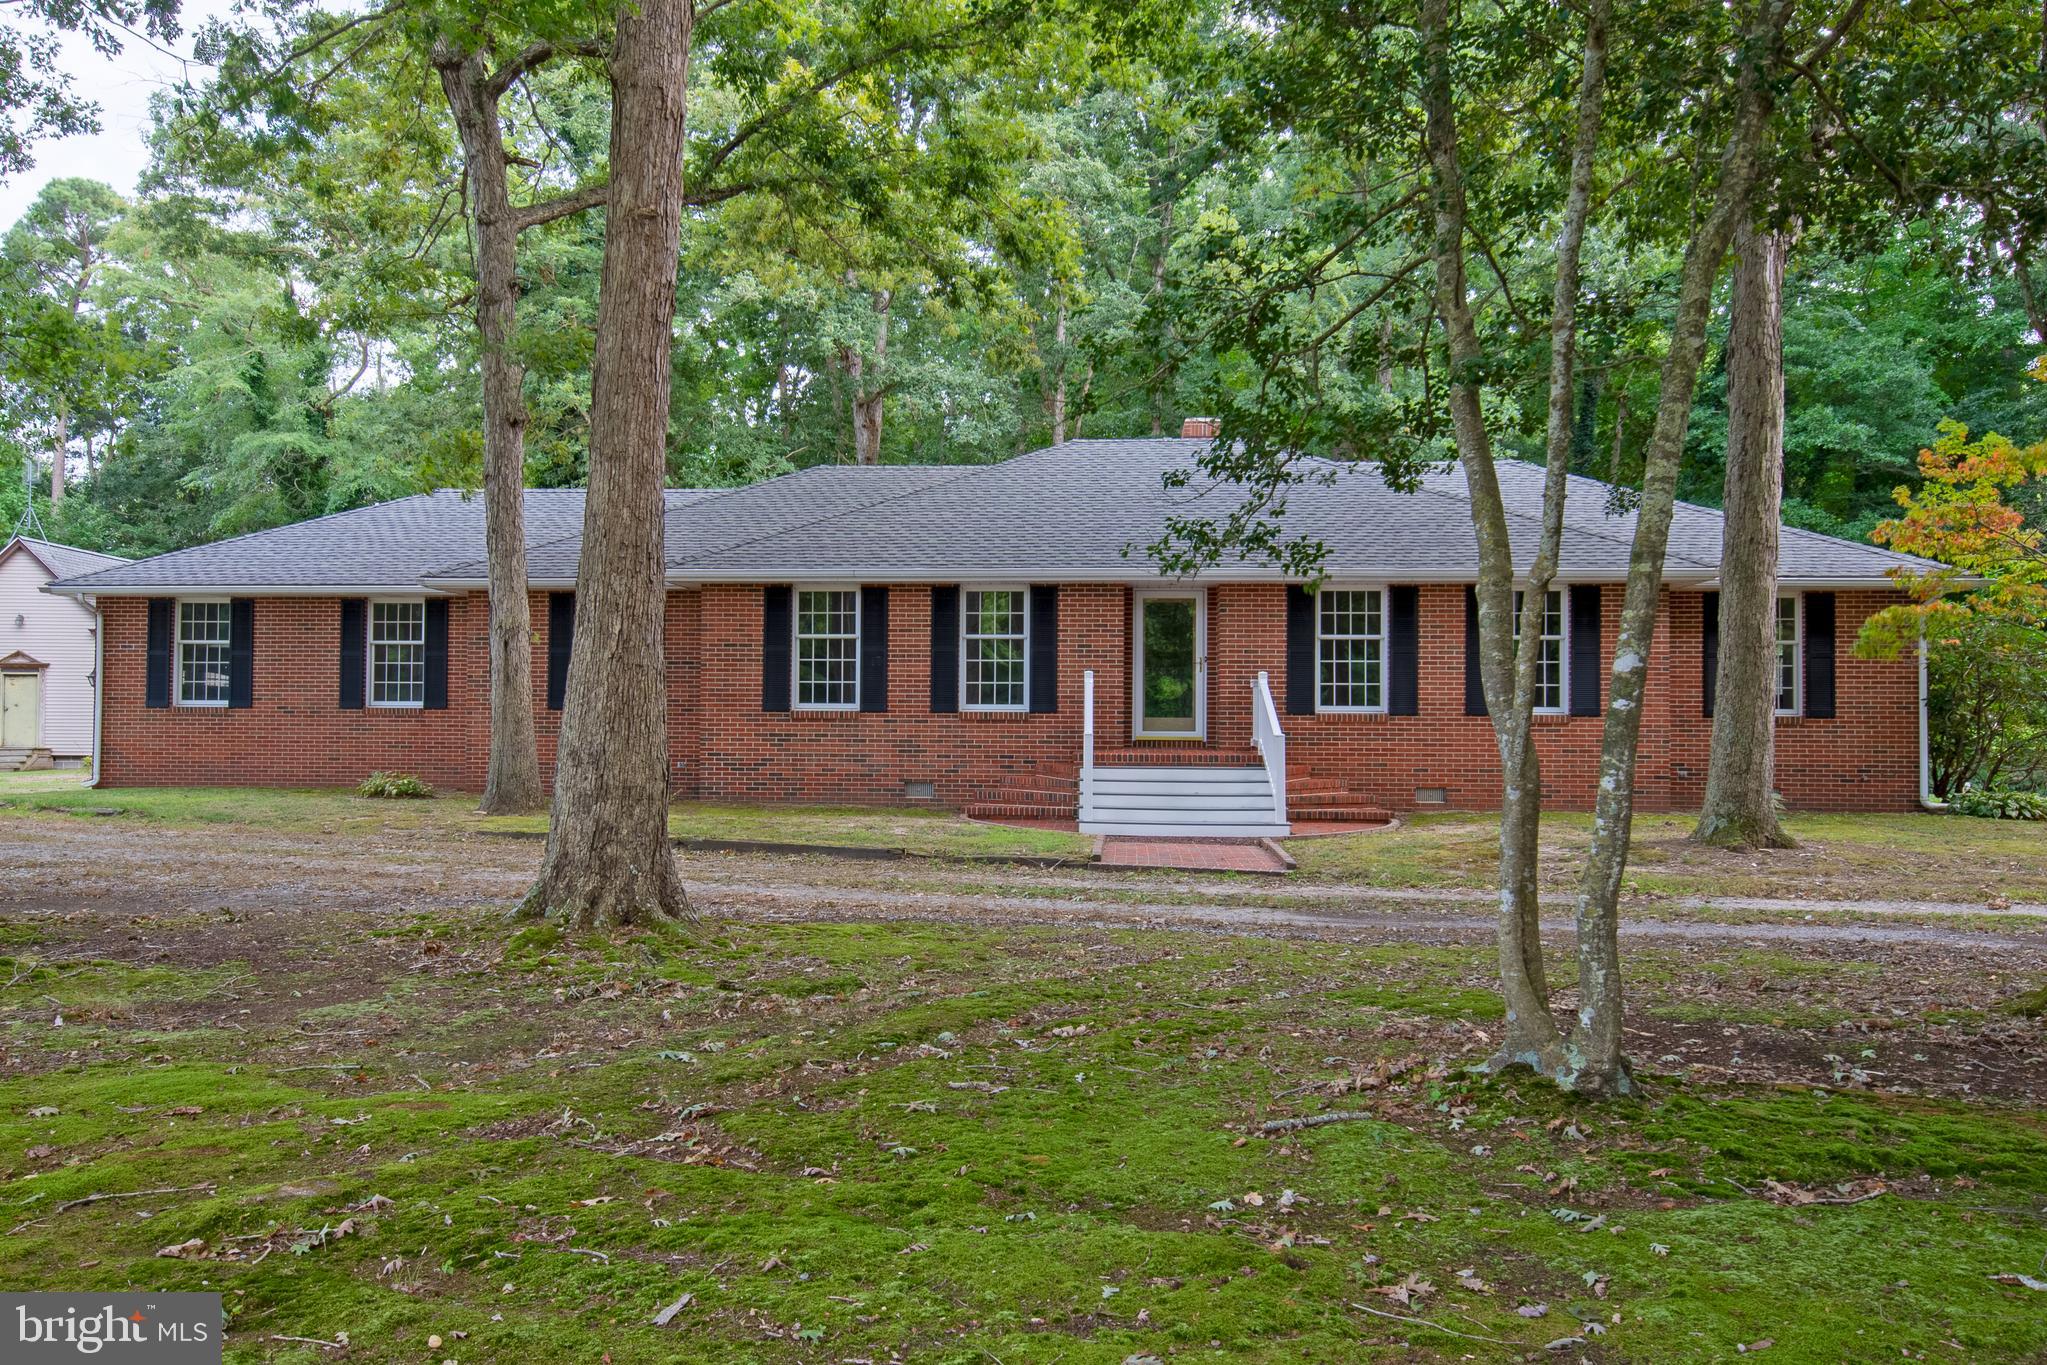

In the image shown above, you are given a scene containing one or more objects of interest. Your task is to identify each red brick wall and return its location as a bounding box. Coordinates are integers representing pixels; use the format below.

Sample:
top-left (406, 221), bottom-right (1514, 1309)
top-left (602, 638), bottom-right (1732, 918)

top-left (98, 595), bottom-right (491, 791)
top-left (95, 582), bottom-right (1922, 813)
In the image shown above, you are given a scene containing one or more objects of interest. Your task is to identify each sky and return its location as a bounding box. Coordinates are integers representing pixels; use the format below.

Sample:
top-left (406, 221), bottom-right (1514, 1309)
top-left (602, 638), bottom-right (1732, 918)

top-left (0, 0), bottom-right (242, 232)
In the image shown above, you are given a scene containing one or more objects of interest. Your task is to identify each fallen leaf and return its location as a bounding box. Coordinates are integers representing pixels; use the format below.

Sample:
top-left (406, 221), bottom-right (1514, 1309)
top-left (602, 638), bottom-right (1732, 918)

top-left (155, 1238), bottom-right (208, 1260)
top-left (1990, 1273), bottom-right (2047, 1291)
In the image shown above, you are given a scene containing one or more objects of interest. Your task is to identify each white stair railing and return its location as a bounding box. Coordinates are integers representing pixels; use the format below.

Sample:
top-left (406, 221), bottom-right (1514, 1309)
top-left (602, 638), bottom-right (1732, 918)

top-left (1080, 668), bottom-right (1096, 814)
top-left (1251, 670), bottom-right (1288, 827)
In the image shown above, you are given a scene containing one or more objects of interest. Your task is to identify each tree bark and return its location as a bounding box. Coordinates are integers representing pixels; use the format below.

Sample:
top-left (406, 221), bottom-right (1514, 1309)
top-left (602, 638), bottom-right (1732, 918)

top-left (523, 0), bottom-right (697, 932)
top-left (1564, 0), bottom-right (1795, 1097)
top-left (49, 401), bottom-right (66, 507)
top-left (436, 39), bottom-right (546, 817)
top-left (1420, 0), bottom-right (1610, 1071)
top-left (1694, 221), bottom-right (1794, 849)
top-left (851, 287), bottom-right (890, 465)
top-left (1049, 286), bottom-right (1068, 445)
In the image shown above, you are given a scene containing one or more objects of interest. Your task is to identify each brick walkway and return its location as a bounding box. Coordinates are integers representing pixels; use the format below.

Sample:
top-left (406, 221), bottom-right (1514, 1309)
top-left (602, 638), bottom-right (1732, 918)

top-left (1096, 837), bottom-right (1291, 874)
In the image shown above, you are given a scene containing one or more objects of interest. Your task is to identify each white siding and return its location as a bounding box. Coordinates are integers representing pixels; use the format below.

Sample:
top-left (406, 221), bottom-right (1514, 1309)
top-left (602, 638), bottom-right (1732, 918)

top-left (0, 551), bottom-right (99, 757)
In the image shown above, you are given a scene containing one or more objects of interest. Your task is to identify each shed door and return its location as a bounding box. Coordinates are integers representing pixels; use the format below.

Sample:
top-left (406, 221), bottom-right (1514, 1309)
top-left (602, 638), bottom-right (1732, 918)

top-left (1, 673), bottom-right (39, 747)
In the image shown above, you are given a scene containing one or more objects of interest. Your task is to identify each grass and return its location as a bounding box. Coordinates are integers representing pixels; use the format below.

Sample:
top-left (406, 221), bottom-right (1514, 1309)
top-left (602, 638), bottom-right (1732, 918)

top-left (1290, 809), bottom-right (2047, 903)
top-left (6, 773), bottom-right (2046, 902)
top-left (1, 913), bottom-right (2043, 1363)
top-left (0, 774), bottom-right (1092, 861)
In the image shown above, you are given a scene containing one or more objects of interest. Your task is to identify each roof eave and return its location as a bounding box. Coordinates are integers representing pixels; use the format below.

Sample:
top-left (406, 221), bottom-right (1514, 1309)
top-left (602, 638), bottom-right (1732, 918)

top-left (44, 582), bottom-right (467, 599)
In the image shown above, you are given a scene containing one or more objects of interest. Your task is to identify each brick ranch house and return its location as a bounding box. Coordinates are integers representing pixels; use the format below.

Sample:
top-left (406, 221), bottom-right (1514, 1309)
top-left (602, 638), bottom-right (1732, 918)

top-left (46, 435), bottom-right (1944, 836)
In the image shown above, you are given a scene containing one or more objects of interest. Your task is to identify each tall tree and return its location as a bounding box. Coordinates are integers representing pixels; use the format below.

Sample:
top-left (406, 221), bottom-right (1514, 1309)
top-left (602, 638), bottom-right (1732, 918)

top-left (1694, 222), bottom-right (1795, 848)
top-left (433, 32), bottom-right (608, 816)
top-left (523, 0), bottom-right (697, 930)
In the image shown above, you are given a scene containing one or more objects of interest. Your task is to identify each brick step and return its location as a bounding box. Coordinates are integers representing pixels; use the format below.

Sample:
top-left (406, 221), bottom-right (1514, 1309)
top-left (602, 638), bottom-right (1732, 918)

top-left (972, 790), bottom-right (1078, 810)
top-left (1288, 788), bottom-right (1374, 807)
top-left (1094, 747), bottom-right (1261, 768)
top-left (973, 777), bottom-right (1077, 800)
top-left (1286, 779), bottom-right (1349, 796)
top-left (965, 801), bottom-right (1076, 821)
top-left (1290, 804), bottom-right (1393, 823)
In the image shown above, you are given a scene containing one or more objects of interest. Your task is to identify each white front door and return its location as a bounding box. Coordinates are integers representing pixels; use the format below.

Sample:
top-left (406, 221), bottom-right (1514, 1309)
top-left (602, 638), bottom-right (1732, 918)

top-left (1, 672), bottom-right (39, 748)
top-left (1132, 591), bottom-right (1204, 739)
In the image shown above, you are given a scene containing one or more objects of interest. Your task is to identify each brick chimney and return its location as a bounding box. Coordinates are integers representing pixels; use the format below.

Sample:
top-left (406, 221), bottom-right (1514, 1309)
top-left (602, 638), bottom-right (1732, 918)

top-left (1180, 417), bottom-right (1220, 439)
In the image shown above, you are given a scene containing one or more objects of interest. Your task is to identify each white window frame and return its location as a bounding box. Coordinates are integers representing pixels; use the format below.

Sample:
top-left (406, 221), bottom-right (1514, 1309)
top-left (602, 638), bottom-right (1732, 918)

top-left (1512, 587), bottom-right (1569, 715)
top-left (1775, 592), bottom-right (1802, 717)
top-left (1315, 584), bottom-right (1387, 714)
top-left (175, 597), bottom-right (232, 708)
top-left (793, 585), bottom-right (862, 712)
top-left (367, 597), bottom-right (428, 710)
top-left (959, 585), bottom-right (1030, 713)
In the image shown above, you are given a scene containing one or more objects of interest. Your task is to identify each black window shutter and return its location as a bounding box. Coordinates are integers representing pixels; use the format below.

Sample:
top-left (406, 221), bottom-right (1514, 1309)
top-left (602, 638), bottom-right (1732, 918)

top-left (338, 599), bottom-right (365, 709)
top-left (1568, 584), bottom-right (1602, 717)
top-left (1464, 585), bottom-right (1488, 716)
top-left (1803, 591), bottom-right (1836, 718)
top-left (929, 586), bottom-right (959, 713)
top-left (423, 598), bottom-right (450, 710)
top-left (762, 586), bottom-right (792, 712)
top-left (1028, 585), bottom-right (1058, 713)
top-left (547, 592), bottom-right (576, 711)
top-left (1701, 591), bottom-right (1720, 718)
top-left (228, 597), bottom-right (255, 709)
top-left (1285, 585), bottom-right (1317, 715)
top-left (145, 598), bottom-right (173, 709)
top-left (859, 586), bottom-right (889, 712)
top-left (1386, 585), bottom-right (1419, 716)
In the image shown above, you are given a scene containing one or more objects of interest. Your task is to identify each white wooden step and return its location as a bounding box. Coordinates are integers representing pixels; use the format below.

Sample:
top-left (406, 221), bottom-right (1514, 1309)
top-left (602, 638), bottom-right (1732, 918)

top-left (1091, 766), bottom-right (1267, 783)
top-left (1088, 779), bottom-right (1273, 798)
top-left (1081, 819), bottom-right (1292, 838)
top-left (1088, 792), bottom-right (1279, 811)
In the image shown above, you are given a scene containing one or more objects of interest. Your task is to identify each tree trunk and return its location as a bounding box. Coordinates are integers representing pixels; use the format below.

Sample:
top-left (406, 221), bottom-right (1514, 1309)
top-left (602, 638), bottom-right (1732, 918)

top-left (1562, 0), bottom-right (1795, 1097)
top-left (1694, 221), bottom-right (1794, 849)
top-left (49, 401), bottom-right (66, 507)
top-left (524, 0), bottom-right (697, 932)
top-left (436, 39), bottom-right (545, 817)
top-left (850, 288), bottom-right (890, 465)
top-left (1049, 287), bottom-right (1068, 445)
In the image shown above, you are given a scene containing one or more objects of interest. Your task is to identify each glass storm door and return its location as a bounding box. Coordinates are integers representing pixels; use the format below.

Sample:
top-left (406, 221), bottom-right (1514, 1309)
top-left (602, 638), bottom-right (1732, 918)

top-left (1134, 592), bottom-right (1203, 738)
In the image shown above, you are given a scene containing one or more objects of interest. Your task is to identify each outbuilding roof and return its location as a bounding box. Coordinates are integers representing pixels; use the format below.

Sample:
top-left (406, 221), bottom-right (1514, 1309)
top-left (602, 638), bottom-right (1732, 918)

top-left (2, 535), bottom-right (129, 582)
top-left (48, 439), bottom-right (1943, 596)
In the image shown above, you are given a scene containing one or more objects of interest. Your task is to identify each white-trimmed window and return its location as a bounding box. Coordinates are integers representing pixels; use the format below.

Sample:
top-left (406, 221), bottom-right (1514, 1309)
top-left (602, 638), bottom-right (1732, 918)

top-left (795, 587), bottom-right (860, 709)
top-left (1512, 588), bottom-right (1567, 713)
top-left (962, 587), bottom-right (1028, 710)
top-left (177, 599), bottom-right (232, 706)
top-left (1775, 593), bottom-right (1801, 715)
top-left (1317, 587), bottom-right (1384, 711)
top-left (369, 599), bottom-right (428, 707)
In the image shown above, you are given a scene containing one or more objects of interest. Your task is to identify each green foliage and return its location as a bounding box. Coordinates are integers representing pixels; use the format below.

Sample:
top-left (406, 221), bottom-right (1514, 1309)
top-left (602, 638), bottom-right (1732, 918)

top-left (1948, 786), bottom-right (2047, 821)
top-left (357, 771), bottom-right (435, 800)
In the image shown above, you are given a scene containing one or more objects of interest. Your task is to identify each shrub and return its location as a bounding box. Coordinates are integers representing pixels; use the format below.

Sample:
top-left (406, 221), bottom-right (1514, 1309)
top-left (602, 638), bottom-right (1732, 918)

top-left (1948, 785), bottom-right (2047, 821)
top-left (358, 771), bottom-right (435, 800)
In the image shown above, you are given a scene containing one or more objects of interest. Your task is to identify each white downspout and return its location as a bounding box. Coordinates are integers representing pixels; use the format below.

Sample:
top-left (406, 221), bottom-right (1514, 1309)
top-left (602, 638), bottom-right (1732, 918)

top-left (86, 598), bottom-right (103, 788)
top-left (1917, 620), bottom-right (1944, 812)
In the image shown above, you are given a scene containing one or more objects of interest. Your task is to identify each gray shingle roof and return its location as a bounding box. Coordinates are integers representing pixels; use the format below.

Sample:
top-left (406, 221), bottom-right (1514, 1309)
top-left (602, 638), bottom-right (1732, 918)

top-left (50, 440), bottom-right (1943, 595)
top-left (47, 489), bottom-right (719, 594)
top-left (6, 536), bottom-right (128, 581)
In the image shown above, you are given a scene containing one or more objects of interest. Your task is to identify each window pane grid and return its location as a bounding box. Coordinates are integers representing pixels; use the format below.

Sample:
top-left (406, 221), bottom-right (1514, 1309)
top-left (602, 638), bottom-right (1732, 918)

top-left (1317, 589), bottom-right (1383, 710)
top-left (796, 589), bottom-right (860, 708)
top-left (1776, 596), bottom-right (1799, 713)
top-left (963, 589), bottom-right (1027, 709)
top-left (178, 600), bottom-right (232, 705)
top-left (370, 600), bottom-right (427, 706)
top-left (1513, 589), bottom-right (1566, 712)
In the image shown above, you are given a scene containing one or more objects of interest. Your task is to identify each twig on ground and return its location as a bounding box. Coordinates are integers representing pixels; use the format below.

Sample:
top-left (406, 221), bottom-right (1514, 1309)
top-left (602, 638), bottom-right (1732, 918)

top-left (549, 1246), bottom-right (610, 1263)
top-left (1350, 1301), bottom-right (1509, 1344)
top-left (55, 1184), bottom-right (215, 1214)
top-left (269, 1334), bottom-right (346, 1350)
top-left (1261, 1111), bottom-right (1376, 1133)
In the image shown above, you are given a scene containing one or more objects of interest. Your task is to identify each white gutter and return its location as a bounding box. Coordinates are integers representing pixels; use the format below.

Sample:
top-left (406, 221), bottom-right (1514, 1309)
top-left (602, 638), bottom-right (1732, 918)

top-left (86, 597), bottom-right (103, 789)
top-left (1917, 620), bottom-right (1945, 812)
top-left (43, 583), bottom-right (464, 600)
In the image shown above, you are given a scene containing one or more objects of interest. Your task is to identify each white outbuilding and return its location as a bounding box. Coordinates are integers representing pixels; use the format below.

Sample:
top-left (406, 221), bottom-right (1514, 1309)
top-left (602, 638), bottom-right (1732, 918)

top-left (0, 535), bottom-right (129, 768)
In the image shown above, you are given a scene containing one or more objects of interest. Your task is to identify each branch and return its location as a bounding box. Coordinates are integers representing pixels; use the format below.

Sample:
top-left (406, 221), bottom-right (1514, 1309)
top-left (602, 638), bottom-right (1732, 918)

top-left (485, 39), bottom-right (609, 100)
top-left (512, 182), bottom-right (610, 231)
